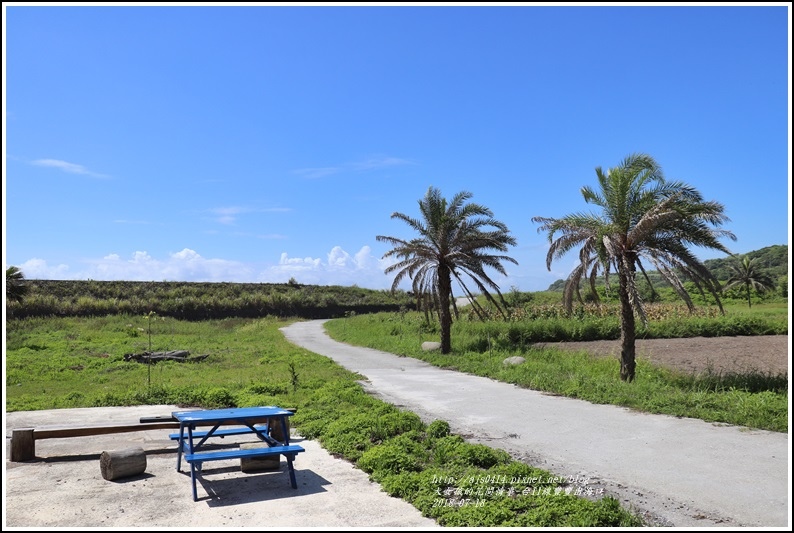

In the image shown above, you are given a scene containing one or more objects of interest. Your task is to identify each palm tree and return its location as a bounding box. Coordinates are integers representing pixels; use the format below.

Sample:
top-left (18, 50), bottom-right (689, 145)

top-left (532, 153), bottom-right (736, 382)
top-left (722, 255), bottom-right (776, 308)
top-left (377, 186), bottom-right (518, 353)
top-left (6, 266), bottom-right (30, 305)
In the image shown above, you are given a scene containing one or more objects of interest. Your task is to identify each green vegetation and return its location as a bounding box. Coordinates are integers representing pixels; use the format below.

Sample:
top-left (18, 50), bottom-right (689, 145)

top-left (705, 244), bottom-right (788, 286)
top-left (3, 239), bottom-right (787, 525)
top-left (5, 314), bottom-right (643, 527)
top-left (323, 305), bottom-right (788, 433)
top-left (5, 279), bottom-right (413, 320)
top-left (532, 153), bottom-right (736, 381)
top-left (6, 266), bottom-right (29, 304)
top-left (547, 244), bottom-right (789, 305)
top-left (722, 255), bottom-right (777, 308)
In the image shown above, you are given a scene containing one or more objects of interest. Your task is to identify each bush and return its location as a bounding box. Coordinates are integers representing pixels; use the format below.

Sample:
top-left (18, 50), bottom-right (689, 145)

top-left (358, 433), bottom-right (427, 475)
top-left (427, 419), bottom-right (451, 439)
top-left (203, 387), bottom-right (236, 408)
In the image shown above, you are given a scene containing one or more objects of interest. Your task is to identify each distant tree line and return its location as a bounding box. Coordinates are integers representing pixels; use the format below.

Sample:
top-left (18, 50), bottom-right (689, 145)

top-left (5, 279), bottom-right (415, 320)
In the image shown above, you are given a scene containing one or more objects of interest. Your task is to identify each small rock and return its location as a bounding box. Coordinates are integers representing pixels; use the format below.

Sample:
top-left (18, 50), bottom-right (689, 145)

top-left (421, 341), bottom-right (442, 351)
top-left (503, 356), bottom-right (526, 366)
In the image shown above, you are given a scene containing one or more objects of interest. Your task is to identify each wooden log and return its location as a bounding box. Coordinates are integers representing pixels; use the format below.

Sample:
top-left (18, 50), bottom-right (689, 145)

top-left (268, 408), bottom-right (297, 441)
top-left (239, 442), bottom-right (280, 472)
top-left (100, 447), bottom-right (147, 481)
top-left (11, 428), bottom-right (35, 462)
top-left (124, 350), bottom-right (209, 364)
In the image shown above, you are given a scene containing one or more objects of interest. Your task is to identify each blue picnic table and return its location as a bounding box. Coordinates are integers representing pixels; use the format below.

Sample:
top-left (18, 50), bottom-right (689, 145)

top-left (171, 406), bottom-right (304, 501)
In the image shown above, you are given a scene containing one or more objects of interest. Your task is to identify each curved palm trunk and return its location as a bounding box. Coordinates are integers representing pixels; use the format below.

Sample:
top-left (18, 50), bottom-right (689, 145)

top-left (745, 282), bottom-right (753, 308)
top-left (438, 264), bottom-right (453, 354)
top-left (618, 263), bottom-right (637, 382)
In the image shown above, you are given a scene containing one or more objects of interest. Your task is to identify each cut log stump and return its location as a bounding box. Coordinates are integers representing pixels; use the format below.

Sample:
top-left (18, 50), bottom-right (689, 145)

top-left (11, 428), bottom-right (35, 462)
top-left (100, 447), bottom-right (147, 481)
top-left (240, 442), bottom-right (281, 472)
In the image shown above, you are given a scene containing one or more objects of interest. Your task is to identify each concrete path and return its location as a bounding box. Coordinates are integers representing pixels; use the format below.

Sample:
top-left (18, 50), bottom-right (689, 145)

top-left (281, 320), bottom-right (791, 528)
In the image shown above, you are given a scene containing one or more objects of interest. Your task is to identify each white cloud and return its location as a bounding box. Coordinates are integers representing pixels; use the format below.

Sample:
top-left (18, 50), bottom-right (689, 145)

top-left (12, 246), bottom-right (408, 290)
top-left (18, 258), bottom-right (71, 279)
top-left (258, 246), bottom-right (399, 289)
top-left (327, 246), bottom-right (352, 269)
top-left (31, 159), bottom-right (110, 178)
top-left (14, 249), bottom-right (251, 282)
top-left (354, 246), bottom-right (377, 270)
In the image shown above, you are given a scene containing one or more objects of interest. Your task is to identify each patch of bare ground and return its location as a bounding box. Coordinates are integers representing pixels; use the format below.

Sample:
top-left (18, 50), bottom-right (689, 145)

top-left (535, 335), bottom-right (789, 376)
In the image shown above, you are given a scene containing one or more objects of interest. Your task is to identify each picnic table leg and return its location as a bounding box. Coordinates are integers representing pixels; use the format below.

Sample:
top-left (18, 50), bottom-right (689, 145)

top-left (190, 461), bottom-right (200, 501)
top-left (286, 454), bottom-right (298, 489)
top-left (176, 424), bottom-right (185, 472)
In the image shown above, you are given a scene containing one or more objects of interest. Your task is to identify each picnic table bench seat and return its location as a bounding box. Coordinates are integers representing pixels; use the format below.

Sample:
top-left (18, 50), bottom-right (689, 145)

top-left (184, 444), bottom-right (305, 500)
top-left (168, 424), bottom-right (267, 441)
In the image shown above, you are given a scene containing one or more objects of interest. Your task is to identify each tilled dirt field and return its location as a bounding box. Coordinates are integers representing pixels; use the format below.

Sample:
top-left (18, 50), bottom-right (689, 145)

top-left (535, 335), bottom-right (789, 375)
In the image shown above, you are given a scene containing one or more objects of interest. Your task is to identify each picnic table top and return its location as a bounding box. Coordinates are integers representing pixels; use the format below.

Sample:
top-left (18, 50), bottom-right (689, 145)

top-left (171, 406), bottom-right (294, 423)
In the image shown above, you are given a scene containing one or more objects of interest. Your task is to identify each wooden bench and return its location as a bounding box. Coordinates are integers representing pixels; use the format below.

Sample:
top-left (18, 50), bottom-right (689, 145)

top-left (184, 444), bottom-right (305, 501)
top-left (10, 419), bottom-right (271, 462)
top-left (10, 422), bottom-right (182, 462)
top-left (168, 425), bottom-right (267, 441)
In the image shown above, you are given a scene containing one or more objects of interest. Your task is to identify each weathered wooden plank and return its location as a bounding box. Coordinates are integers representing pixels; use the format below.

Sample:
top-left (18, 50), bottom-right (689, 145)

top-left (33, 422), bottom-right (182, 439)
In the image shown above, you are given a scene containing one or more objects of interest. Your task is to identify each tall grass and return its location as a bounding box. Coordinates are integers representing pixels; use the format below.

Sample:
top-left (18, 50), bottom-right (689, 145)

top-left (6, 279), bottom-right (414, 320)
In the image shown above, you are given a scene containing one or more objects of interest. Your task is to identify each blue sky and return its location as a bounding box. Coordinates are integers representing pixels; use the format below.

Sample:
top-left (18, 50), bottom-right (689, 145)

top-left (3, 3), bottom-right (791, 293)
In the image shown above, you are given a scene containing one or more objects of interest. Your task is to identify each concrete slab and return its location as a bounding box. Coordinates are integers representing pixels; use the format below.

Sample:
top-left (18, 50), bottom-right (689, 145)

top-left (4, 405), bottom-right (437, 528)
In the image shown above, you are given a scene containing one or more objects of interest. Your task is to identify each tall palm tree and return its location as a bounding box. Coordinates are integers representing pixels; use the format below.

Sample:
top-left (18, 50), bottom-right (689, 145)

top-left (532, 153), bottom-right (736, 382)
top-left (722, 255), bottom-right (776, 308)
top-left (377, 186), bottom-right (518, 353)
top-left (6, 266), bottom-right (30, 304)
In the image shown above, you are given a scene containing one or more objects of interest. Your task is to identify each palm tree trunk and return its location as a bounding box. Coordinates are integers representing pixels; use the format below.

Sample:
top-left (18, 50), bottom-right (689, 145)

top-left (438, 265), bottom-right (453, 354)
top-left (618, 267), bottom-right (637, 382)
top-left (746, 283), bottom-right (752, 308)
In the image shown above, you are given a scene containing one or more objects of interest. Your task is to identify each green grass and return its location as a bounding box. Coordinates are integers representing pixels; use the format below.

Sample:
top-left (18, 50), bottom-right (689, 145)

top-left (5, 314), bottom-right (645, 527)
top-left (324, 310), bottom-right (788, 433)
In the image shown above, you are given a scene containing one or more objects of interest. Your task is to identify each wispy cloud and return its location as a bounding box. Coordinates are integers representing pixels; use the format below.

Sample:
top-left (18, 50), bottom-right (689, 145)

top-left (207, 206), bottom-right (291, 225)
top-left (229, 231), bottom-right (288, 240)
top-left (31, 159), bottom-right (110, 178)
top-left (207, 206), bottom-right (252, 225)
top-left (293, 155), bottom-right (415, 179)
top-left (293, 167), bottom-right (342, 179)
top-left (350, 156), bottom-right (415, 171)
top-left (113, 219), bottom-right (151, 225)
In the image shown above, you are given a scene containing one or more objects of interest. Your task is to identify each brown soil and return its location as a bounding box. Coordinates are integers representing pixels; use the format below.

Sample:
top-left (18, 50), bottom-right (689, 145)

top-left (535, 335), bottom-right (789, 376)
